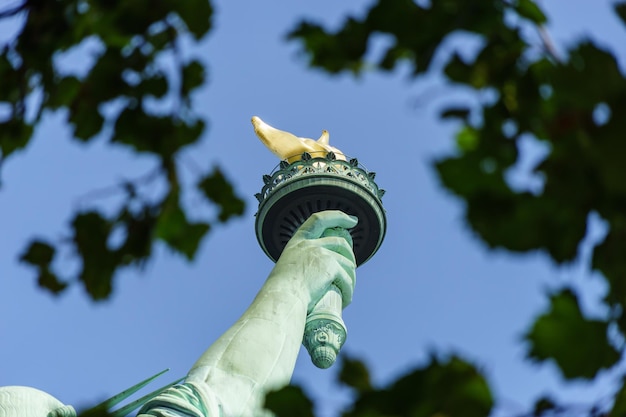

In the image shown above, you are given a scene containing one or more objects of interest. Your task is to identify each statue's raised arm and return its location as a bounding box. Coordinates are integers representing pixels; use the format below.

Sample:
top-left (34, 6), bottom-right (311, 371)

top-left (138, 210), bottom-right (357, 417)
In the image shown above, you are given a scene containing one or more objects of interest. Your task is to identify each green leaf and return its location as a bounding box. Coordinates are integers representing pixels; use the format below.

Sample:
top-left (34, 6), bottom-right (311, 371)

top-left (197, 168), bottom-right (245, 222)
top-left (434, 152), bottom-right (512, 199)
top-left (104, 0), bottom-right (169, 38)
top-left (20, 240), bottom-right (55, 266)
top-left (113, 108), bottom-right (204, 157)
top-left (155, 192), bottom-right (210, 260)
top-left (515, 0), bottom-right (547, 24)
top-left (552, 42), bottom-right (626, 109)
top-left (444, 53), bottom-right (473, 86)
top-left (264, 386), bottom-right (315, 417)
top-left (614, 2), bottom-right (626, 26)
top-left (0, 119), bottom-right (34, 158)
top-left (468, 192), bottom-right (587, 263)
top-left (532, 396), bottom-right (557, 416)
top-left (83, 48), bottom-right (132, 101)
top-left (139, 73), bottom-right (168, 99)
top-left (37, 270), bottom-right (68, 295)
top-left (592, 226), bottom-right (626, 307)
top-left (287, 19), bottom-right (367, 74)
top-left (524, 289), bottom-right (620, 379)
top-left (346, 355), bottom-right (492, 417)
top-left (0, 51), bottom-right (24, 103)
top-left (338, 356), bottom-right (372, 393)
top-left (181, 60), bottom-right (205, 95)
top-left (20, 240), bottom-right (68, 295)
top-left (69, 103), bottom-right (105, 141)
top-left (379, 45), bottom-right (411, 71)
top-left (173, 0), bottom-right (214, 39)
top-left (147, 27), bottom-right (174, 51)
top-left (16, 0), bottom-right (75, 61)
top-left (115, 207), bottom-right (157, 266)
top-left (455, 125), bottom-right (479, 152)
top-left (72, 211), bottom-right (118, 300)
top-left (48, 76), bottom-right (81, 109)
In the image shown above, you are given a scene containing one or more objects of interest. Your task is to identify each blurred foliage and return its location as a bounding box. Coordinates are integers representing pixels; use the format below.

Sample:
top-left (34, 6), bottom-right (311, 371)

top-left (266, 355), bottom-right (494, 417)
top-left (288, 0), bottom-right (626, 415)
top-left (0, 0), bottom-right (245, 299)
top-left (525, 288), bottom-right (620, 380)
top-left (265, 385), bottom-right (316, 417)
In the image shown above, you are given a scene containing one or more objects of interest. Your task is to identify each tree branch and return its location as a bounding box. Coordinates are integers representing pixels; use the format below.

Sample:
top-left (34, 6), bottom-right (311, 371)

top-left (74, 165), bottom-right (163, 208)
top-left (533, 0), bottom-right (562, 63)
top-left (537, 24), bottom-right (562, 63)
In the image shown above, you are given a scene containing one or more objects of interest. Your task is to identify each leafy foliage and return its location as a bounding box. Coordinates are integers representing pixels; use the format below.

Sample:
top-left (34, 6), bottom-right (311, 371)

top-left (525, 289), bottom-right (620, 380)
top-left (155, 190), bottom-right (210, 261)
top-left (288, 0), bottom-right (626, 415)
top-left (0, 0), bottom-right (245, 298)
top-left (20, 240), bottom-right (67, 294)
top-left (265, 385), bottom-right (316, 417)
top-left (338, 356), bottom-right (373, 394)
top-left (197, 168), bottom-right (246, 222)
top-left (266, 355), bottom-right (493, 417)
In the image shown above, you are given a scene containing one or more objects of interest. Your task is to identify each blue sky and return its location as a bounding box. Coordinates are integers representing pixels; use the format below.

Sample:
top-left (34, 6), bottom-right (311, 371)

top-left (1, 1), bottom-right (624, 416)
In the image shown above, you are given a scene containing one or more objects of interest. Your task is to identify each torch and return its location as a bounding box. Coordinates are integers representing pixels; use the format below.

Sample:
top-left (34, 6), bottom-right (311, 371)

top-left (252, 117), bottom-right (386, 369)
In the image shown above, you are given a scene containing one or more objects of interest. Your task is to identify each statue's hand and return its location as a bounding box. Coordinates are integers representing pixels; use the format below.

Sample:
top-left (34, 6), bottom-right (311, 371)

top-left (269, 210), bottom-right (358, 312)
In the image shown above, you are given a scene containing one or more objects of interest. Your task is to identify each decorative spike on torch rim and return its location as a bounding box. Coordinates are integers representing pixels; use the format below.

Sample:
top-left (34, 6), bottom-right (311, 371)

top-left (251, 116), bottom-right (387, 369)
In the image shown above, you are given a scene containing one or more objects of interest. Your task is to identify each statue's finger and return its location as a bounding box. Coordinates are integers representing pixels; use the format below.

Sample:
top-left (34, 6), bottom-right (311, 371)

top-left (318, 236), bottom-right (356, 265)
top-left (331, 255), bottom-right (356, 307)
top-left (295, 210), bottom-right (358, 240)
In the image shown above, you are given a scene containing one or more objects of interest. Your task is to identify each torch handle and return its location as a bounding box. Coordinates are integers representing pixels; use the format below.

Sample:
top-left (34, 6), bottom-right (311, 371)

top-left (302, 227), bottom-right (352, 369)
top-left (303, 284), bottom-right (347, 369)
